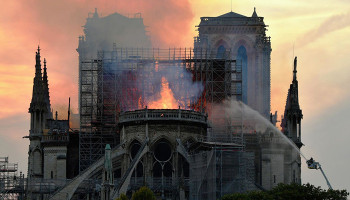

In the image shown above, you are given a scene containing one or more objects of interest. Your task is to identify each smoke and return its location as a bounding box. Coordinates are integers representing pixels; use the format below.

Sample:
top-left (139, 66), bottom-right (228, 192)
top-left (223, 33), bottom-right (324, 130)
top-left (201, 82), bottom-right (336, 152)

top-left (211, 98), bottom-right (307, 160)
top-left (211, 99), bottom-right (271, 133)
top-left (51, 104), bottom-right (79, 129)
top-left (104, 63), bottom-right (204, 111)
top-left (81, 11), bottom-right (152, 58)
top-left (52, 104), bottom-right (70, 120)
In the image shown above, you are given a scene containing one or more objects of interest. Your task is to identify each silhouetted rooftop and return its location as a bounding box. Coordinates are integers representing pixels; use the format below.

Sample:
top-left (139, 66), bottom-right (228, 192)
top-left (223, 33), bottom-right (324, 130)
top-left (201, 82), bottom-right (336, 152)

top-left (218, 11), bottom-right (247, 18)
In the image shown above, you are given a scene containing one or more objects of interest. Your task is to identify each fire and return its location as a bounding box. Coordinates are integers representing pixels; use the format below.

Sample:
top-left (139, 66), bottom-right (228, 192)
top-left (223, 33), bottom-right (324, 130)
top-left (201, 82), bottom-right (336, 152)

top-left (148, 77), bottom-right (178, 109)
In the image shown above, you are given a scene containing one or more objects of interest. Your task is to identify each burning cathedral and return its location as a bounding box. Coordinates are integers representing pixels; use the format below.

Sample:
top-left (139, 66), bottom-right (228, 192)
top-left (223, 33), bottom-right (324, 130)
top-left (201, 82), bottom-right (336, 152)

top-left (25, 8), bottom-right (303, 200)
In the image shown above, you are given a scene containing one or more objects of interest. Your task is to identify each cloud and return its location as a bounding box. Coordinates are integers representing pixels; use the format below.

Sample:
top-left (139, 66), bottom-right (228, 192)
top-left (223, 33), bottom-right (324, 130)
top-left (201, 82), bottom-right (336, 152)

top-left (297, 11), bottom-right (350, 47)
top-left (0, 0), bottom-right (195, 173)
top-left (0, 0), bottom-right (194, 117)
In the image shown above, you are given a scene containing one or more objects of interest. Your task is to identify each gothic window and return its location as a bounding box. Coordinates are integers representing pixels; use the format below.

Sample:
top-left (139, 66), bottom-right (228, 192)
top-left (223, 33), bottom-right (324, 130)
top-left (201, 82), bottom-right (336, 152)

top-left (297, 123), bottom-right (300, 139)
top-left (293, 170), bottom-right (296, 183)
top-left (216, 45), bottom-right (226, 59)
top-left (237, 45), bottom-right (248, 104)
top-left (131, 162), bottom-right (143, 178)
top-left (154, 141), bottom-right (172, 162)
top-left (33, 150), bottom-right (42, 175)
top-left (152, 139), bottom-right (173, 180)
top-left (153, 162), bottom-right (162, 177)
top-left (129, 140), bottom-right (144, 178)
top-left (129, 140), bottom-right (141, 159)
top-left (163, 162), bottom-right (172, 177)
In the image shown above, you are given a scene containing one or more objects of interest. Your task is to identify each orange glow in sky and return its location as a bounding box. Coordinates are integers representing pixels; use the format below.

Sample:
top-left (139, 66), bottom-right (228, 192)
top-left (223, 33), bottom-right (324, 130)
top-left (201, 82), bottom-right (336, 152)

top-left (1, 0), bottom-right (350, 192)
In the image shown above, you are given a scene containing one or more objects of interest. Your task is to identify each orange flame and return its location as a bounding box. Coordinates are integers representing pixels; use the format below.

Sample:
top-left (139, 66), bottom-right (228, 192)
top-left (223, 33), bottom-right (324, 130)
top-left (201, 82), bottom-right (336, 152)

top-left (148, 77), bottom-right (178, 109)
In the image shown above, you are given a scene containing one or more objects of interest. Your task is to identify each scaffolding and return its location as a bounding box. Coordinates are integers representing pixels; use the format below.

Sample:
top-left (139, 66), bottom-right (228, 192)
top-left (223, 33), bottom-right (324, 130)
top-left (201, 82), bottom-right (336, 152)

top-left (0, 157), bottom-right (25, 200)
top-left (79, 48), bottom-right (243, 172)
top-left (189, 148), bottom-right (255, 200)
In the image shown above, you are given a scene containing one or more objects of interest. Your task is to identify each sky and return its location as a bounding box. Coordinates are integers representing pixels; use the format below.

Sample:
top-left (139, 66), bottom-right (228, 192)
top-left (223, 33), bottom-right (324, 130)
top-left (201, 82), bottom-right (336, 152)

top-left (0, 0), bottom-right (350, 192)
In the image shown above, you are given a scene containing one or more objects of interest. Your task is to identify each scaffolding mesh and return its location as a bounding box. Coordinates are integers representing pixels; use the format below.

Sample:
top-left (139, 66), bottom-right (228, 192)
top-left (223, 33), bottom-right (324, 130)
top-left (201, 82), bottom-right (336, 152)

top-left (79, 48), bottom-right (242, 171)
top-left (0, 157), bottom-right (25, 200)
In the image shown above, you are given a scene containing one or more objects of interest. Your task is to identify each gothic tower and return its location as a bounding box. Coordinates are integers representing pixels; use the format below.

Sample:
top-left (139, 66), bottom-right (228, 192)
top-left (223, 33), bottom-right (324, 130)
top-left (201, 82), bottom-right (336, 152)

top-left (278, 57), bottom-right (303, 185)
top-left (27, 46), bottom-right (52, 197)
top-left (281, 57), bottom-right (303, 148)
top-left (194, 8), bottom-right (272, 118)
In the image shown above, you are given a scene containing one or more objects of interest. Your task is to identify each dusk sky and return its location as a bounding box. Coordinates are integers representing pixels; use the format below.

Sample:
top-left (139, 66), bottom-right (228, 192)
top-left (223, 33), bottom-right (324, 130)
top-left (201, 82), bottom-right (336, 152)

top-left (0, 0), bottom-right (349, 192)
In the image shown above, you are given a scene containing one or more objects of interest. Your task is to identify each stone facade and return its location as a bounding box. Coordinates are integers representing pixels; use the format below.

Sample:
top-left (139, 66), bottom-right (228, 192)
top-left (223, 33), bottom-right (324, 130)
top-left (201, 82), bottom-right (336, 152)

top-left (118, 109), bottom-right (208, 199)
top-left (259, 131), bottom-right (301, 189)
top-left (194, 8), bottom-right (272, 118)
top-left (43, 145), bottom-right (68, 180)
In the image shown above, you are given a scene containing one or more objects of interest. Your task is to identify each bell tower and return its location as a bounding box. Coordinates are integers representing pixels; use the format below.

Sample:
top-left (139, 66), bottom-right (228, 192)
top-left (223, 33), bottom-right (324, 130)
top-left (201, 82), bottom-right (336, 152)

top-left (194, 8), bottom-right (272, 118)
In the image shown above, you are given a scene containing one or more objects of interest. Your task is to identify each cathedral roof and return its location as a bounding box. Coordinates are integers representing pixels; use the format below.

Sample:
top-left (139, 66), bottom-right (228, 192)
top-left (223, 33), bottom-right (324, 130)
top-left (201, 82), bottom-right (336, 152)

top-left (217, 11), bottom-right (247, 18)
top-left (199, 8), bottom-right (265, 27)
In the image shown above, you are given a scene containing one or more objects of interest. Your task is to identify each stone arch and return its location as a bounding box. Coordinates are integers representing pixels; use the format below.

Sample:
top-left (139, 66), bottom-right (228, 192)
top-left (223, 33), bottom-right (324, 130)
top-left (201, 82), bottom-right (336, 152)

top-left (150, 135), bottom-right (175, 150)
top-left (128, 139), bottom-right (144, 178)
top-left (211, 35), bottom-right (231, 49)
top-left (231, 36), bottom-right (255, 57)
top-left (214, 39), bottom-right (229, 49)
top-left (231, 36), bottom-right (256, 105)
top-left (237, 45), bottom-right (248, 103)
top-left (125, 137), bottom-right (142, 149)
top-left (128, 139), bottom-right (142, 159)
top-left (213, 38), bottom-right (230, 58)
top-left (32, 148), bottom-right (42, 175)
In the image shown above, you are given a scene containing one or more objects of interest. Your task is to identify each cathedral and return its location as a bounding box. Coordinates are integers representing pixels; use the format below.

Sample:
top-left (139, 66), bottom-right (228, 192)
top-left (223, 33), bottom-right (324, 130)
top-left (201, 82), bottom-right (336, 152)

top-left (25, 8), bottom-right (303, 200)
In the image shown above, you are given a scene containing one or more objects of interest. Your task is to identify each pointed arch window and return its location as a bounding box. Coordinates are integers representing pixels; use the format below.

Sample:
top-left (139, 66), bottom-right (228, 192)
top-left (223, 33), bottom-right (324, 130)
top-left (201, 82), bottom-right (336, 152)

top-left (237, 46), bottom-right (248, 103)
top-left (216, 45), bottom-right (226, 59)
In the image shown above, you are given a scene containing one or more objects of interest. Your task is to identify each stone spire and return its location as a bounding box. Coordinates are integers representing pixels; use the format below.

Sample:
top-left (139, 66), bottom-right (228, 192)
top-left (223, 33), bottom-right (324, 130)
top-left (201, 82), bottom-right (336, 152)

top-left (27, 46), bottom-right (47, 189)
top-left (291, 57), bottom-right (299, 107)
top-left (29, 46), bottom-right (45, 113)
top-left (104, 144), bottom-right (113, 183)
top-left (293, 56), bottom-right (297, 81)
top-left (93, 8), bottom-right (99, 18)
top-left (28, 46), bottom-right (52, 133)
top-left (252, 7), bottom-right (258, 17)
top-left (281, 56), bottom-right (303, 148)
top-left (101, 144), bottom-right (114, 200)
top-left (42, 58), bottom-right (53, 119)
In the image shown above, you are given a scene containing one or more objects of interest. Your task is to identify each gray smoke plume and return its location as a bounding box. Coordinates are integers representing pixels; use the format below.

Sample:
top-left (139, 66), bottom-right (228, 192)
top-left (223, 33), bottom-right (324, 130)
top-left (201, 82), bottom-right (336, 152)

top-left (80, 10), bottom-right (152, 59)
